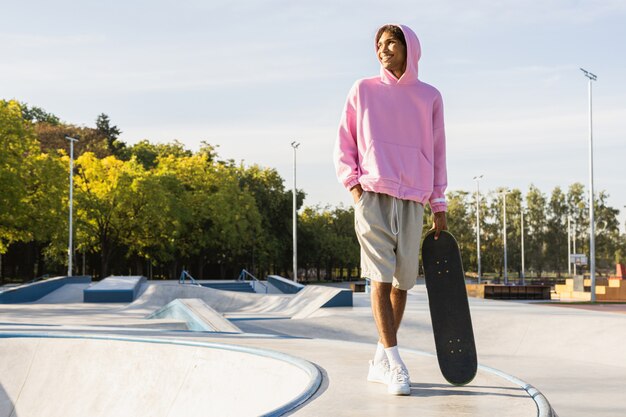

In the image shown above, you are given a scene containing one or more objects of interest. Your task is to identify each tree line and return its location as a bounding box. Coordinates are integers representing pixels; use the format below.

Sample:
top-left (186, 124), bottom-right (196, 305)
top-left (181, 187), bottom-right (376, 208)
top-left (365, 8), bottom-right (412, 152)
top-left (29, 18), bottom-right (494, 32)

top-left (1, 99), bottom-right (624, 283)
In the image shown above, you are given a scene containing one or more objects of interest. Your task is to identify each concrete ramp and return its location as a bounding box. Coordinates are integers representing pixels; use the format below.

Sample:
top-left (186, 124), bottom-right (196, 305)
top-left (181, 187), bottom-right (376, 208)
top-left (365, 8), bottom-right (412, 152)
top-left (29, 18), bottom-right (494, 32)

top-left (122, 283), bottom-right (351, 319)
top-left (281, 286), bottom-right (352, 319)
top-left (0, 334), bottom-right (320, 417)
top-left (148, 299), bottom-right (242, 333)
top-left (30, 284), bottom-right (90, 303)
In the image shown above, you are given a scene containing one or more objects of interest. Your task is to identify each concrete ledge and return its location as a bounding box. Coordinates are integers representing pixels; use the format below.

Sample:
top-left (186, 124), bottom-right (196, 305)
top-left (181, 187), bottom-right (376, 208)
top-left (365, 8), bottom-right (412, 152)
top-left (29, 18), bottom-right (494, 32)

top-left (268, 275), bottom-right (305, 294)
top-left (84, 276), bottom-right (146, 303)
top-left (0, 276), bottom-right (91, 304)
top-left (321, 289), bottom-right (353, 308)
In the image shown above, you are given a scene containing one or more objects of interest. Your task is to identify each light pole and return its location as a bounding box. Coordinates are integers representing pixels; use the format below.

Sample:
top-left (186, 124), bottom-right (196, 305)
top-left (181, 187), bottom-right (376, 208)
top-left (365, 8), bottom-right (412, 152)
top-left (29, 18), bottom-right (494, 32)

top-left (572, 221), bottom-right (578, 276)
top-left (291, 141), bottom-right (300, 283)
top-left (580, 68), bottom-right (597, 301)
top-left (520, 204), bottom-right (526, 285)
top-left (65, 136), bottom-right (79, 277)
top-left (473, 175), bottom-right (483, 283)
top-left (567, 216), bottom-right (572, 276)
top-left (501, 189), bottom-right (510, 285)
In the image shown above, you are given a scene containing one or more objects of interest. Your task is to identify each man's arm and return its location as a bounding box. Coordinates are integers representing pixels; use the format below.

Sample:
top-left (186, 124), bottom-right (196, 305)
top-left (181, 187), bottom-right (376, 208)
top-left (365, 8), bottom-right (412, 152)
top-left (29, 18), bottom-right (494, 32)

top-left (333, 83), bottom-right (360, 193)
top-left (430, 91), bottom-right (448, 239)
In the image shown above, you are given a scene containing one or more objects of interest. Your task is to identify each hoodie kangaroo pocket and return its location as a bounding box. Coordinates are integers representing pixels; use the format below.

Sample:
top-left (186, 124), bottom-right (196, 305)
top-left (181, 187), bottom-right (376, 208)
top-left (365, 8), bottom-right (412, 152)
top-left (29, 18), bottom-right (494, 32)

top-left (364, 141), bottom-right (433, 189)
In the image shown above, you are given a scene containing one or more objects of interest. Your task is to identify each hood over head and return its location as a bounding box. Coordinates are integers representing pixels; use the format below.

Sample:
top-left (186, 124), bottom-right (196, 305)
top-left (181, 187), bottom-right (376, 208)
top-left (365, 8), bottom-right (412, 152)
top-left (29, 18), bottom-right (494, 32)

top-left (376, 24), bottom-right (421, 85)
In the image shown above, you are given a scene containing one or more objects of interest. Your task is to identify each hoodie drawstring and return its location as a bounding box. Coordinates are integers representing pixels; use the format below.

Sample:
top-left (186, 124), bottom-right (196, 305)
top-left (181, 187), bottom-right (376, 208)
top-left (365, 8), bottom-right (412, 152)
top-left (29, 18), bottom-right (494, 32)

top-left (391, 197), bottom-right (400, 236)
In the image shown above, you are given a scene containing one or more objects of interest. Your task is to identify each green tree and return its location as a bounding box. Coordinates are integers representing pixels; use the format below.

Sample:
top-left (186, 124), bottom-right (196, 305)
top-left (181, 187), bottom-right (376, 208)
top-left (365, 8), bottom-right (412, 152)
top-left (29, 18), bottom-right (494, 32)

top-left (299, 205), bottom-right (359, 281)
top-left (129, 139), bottom-right (193, 169)
top-left (594, 191), bottom-right (621, 271)
top-left (546, 186), bottom-right (568, 275)
top-left (237, 164), bottom-right (304, 278)
top-left (35, 123), bottom-right (110, 159)
top-left (0, 100), bottom-right (39, 253)
top-left (445, 191), bottom-right (475, 273)
top-left (524, 185), bottom-right (548, 276)
top-left (96, 113), bottom-right (126, 158)
top-left (72, 153), bottom-right (145, 277)
top-left (117, 165), bottom-right (189, 274)
top-left (20, 102), bottom-right (60, 125)
top-left (0, 100), bottom-right (68, 280)
top-left (156, 154), bottom-right (262, 279)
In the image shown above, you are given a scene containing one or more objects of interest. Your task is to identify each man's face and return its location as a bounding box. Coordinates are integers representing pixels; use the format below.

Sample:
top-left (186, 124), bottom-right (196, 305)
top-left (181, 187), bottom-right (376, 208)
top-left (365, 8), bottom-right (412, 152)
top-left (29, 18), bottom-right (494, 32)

top-left (377, 31), bottom-right (407, 77)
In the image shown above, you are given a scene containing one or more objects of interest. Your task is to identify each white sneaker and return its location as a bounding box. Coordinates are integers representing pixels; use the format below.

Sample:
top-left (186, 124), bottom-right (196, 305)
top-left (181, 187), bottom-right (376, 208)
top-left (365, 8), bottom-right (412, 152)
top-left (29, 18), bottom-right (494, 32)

top-left (388, 366), bottom-right (411, 395)
top-left (367, 357), bottom-right (390, 384)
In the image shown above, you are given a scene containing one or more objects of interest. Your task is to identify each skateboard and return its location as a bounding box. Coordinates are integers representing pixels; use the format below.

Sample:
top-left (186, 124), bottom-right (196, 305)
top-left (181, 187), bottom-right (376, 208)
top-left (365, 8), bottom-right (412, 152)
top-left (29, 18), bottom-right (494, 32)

top-left (421, 230), bottom-right (477, 386)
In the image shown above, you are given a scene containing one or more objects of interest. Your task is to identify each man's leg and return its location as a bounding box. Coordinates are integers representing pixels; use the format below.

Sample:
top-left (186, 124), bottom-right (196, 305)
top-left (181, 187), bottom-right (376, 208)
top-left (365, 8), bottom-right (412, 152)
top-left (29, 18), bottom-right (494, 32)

top-left (372, 283), bottom-right (408, 347)
top-left (390, 286), bottom-right (407, 334)
top-left (371, 281), bottom-right (396, 347)
top-left (371, 281), bottom-right (411, 395)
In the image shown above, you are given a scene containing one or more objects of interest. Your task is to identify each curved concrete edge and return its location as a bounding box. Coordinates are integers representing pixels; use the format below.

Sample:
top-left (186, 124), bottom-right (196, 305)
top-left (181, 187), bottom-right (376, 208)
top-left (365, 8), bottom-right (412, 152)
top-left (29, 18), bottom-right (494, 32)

top-left (400, 347), bottom-right (555, 417)
top-left (478, 364), bottom-right (555, 417)
top-left (0, 331), bottom-right (322, 417)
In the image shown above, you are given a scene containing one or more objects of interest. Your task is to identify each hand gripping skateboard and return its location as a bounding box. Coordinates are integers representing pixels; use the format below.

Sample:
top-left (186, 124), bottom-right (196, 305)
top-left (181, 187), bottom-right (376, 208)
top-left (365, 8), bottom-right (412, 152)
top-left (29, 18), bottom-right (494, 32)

top-left (421, 230), bottom-right (477, 386)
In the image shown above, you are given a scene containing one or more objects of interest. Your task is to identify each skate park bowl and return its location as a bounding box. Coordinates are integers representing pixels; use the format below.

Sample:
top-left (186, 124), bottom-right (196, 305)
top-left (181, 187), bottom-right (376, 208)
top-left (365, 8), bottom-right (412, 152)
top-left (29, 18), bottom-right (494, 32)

top-left (0, 333), bottom-right (321, 417)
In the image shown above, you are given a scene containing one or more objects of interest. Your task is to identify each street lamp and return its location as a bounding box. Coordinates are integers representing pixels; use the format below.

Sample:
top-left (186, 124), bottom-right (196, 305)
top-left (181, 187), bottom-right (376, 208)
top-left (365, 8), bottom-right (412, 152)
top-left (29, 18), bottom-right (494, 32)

top-left (65, 136), bottom-right (79, 277)
top-left (501, 189), bottom-right (510, 285)
top-left (520, 204), bottom-right (526, 285)
top-left (572, 220), bottom-right (577, 276)
top-left (567, 216), bottom-right (572, 276)
top-left (473, 175), bottom-right (483, 283)
top-left (291, 141), bottom-right (300, 283)
top-left (580, 68), bottom-right (597, 301)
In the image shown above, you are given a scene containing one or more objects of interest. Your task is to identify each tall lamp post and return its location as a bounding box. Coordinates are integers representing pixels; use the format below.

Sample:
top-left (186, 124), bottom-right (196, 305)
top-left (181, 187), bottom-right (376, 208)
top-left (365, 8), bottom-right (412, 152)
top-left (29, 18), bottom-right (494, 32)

top-left (65, 136), bottom-right (79, 277)
top-left (580, 68), bottom-right (597, 302)
top-left (520, 204), bottom-right (526, 285)
top-left (473, 175), bottom-right (483, 283)
top-left (291, 141), bottom-right (300, 283)
top-left (501, 189), bottom-right (510, 285)
top-left (567, 216), bottom-right (572, 276)
top-left (572, 221), bottom-right (577, 276)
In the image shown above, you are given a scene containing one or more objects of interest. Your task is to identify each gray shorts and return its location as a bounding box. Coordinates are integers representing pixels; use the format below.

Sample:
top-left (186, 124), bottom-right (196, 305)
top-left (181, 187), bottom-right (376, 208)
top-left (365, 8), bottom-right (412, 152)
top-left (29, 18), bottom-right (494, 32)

top-left (354, 191), bottom-right (425, 291)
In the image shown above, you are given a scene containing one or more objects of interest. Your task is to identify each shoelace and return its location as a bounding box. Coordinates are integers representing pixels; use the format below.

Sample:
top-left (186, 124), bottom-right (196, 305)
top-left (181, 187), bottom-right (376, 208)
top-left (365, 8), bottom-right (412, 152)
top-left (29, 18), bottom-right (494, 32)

top-left (392, 367), bottom-right (409, 383)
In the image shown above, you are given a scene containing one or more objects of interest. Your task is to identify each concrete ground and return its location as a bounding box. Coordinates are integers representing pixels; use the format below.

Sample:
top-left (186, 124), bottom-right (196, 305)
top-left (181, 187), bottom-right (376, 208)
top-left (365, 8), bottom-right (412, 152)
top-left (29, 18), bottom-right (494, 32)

top-left (3, 279), bottom-right (619, 416)
top-left (234, 281), bottom-right (626, 417)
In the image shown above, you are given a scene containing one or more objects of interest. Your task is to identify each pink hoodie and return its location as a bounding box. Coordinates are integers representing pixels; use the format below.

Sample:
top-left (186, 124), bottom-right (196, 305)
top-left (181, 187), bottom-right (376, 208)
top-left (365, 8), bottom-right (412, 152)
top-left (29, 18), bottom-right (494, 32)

top-left (333, 24), bottom-right (448, 213)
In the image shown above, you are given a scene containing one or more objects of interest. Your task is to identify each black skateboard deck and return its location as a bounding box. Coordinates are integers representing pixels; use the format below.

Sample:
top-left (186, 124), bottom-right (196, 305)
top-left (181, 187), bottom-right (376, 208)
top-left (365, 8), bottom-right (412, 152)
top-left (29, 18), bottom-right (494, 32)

top-left (422, 230), bottom-right (477, 386)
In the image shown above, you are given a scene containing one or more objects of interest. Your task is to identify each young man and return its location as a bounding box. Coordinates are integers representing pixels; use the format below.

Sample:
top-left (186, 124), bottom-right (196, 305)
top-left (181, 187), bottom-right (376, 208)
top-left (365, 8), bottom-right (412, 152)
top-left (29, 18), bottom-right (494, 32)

top-left (333, 24), bottom-right (448, 395)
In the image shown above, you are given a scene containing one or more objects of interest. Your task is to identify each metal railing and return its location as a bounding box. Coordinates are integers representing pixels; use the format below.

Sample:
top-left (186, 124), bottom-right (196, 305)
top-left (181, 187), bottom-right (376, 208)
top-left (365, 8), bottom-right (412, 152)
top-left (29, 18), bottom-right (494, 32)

top-left (179, 270), bottom-right (201, 286)
top-left (238, 269), bottom-right (268, 294)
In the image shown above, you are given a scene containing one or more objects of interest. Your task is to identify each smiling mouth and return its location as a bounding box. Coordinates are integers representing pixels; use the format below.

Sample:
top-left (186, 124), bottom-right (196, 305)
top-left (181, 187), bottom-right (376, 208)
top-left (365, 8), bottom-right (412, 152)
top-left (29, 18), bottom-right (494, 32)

top-left (381, 55), bottom-right (393, 61)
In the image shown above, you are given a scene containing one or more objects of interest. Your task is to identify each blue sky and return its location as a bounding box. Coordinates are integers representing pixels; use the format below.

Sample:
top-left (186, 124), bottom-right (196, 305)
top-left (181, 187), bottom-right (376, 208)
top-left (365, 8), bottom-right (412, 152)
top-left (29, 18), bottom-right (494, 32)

top-left (2, 0), bottom-right (625, 230)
